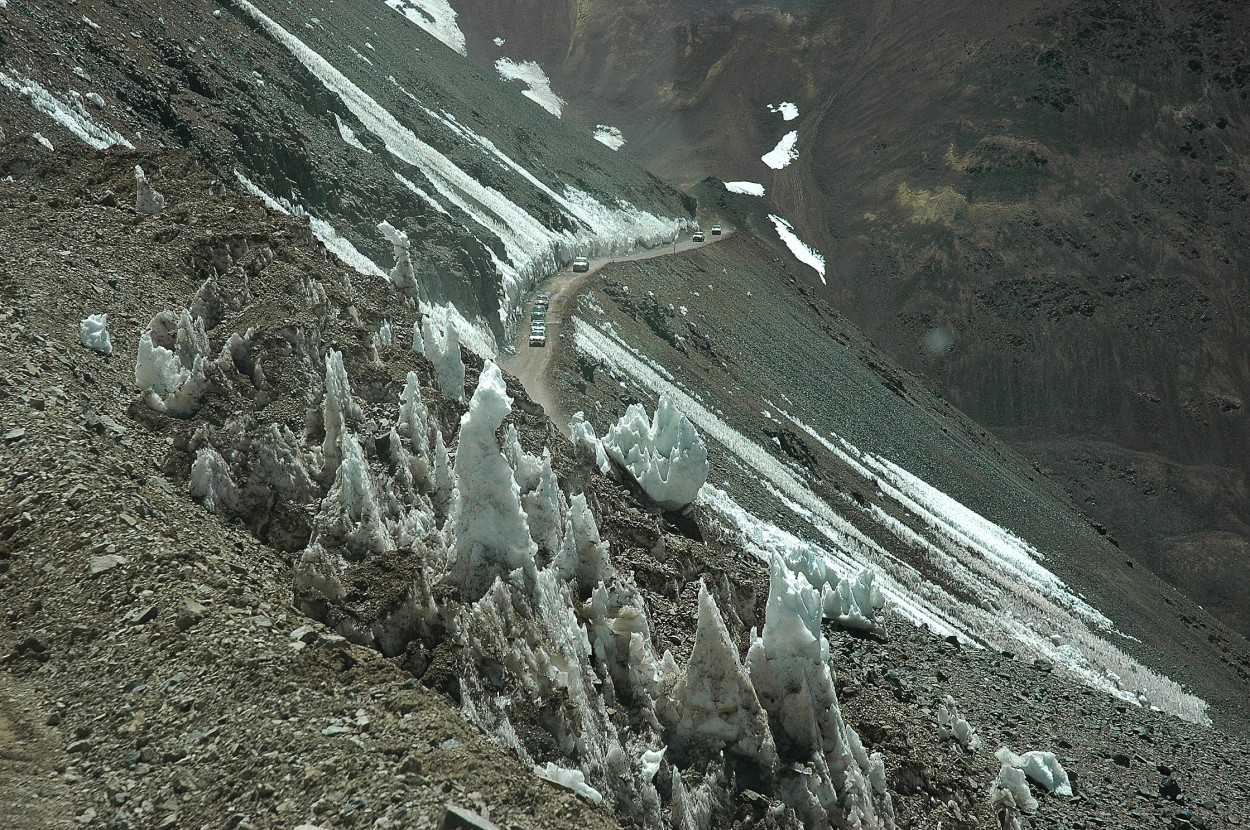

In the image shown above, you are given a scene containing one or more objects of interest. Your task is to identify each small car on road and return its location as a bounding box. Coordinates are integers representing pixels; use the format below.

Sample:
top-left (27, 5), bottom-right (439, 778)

top-left (711, 224), bottom-right (722, 235)
top-left (572, 257), bottom-right (590, 272)
top-left (693, 230), bottom-right (705, 242)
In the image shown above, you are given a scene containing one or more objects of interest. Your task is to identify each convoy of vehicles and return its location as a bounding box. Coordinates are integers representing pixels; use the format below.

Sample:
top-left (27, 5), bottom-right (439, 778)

top-left (529, 293), bottom-right (549, 346)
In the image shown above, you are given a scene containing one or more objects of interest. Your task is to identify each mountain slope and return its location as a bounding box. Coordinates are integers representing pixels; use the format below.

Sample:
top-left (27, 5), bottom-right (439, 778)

top-left (3, 2), bottom-right (1250, 829)
top-left (450, 0), bottom-right (1250, 638)
top-left (0, 0), bottom-right (691, 350)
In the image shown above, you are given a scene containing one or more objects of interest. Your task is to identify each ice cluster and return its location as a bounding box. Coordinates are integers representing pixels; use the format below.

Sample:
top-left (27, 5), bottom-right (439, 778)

top-left (821, 569), bottom-right (885, 633)
top-left (988, 746), bottom-right (1071, 830)
top-left (413, 313), bottom-right (465, 401)
top-left (936, 695), bottom-right (980, 752)
top-left (134, 309), bottom-right (218, 416)
top-left (601, 394), bottom-right (709, 511)
top-left (377, 220), bottom-right (418, 298)
top-left (172, 314), bottom-right (893, 830)
top-left (134, 165), bottom-right (165, 215)
top-left (995, 747), bottom-right (1071, 797)
top-left (79, 313), bottom-right (112, 356)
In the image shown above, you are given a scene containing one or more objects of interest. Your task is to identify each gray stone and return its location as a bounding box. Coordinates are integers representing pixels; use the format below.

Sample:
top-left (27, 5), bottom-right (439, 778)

top-left (4, 427), bottom-right (25, 443)
top-left (440, 804), bottom-right (501, 830)
top-left (89, 554), bottom-right (127, 575)
top-left (177, 599), bottom-right (208, 631)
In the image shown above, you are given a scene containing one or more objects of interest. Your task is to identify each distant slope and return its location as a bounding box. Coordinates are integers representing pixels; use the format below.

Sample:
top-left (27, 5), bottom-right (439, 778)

top-left (452, 0), bottom-right (1250, 636)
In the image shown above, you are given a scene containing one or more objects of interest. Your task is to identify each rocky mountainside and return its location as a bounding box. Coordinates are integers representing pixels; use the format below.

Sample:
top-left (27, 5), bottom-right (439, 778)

top-left (0, 0), bottom-right (691, 348)
top-left (3, 2), bottom-right (1250, 830)
top-left (450, 0), bottom-right (1250, 637)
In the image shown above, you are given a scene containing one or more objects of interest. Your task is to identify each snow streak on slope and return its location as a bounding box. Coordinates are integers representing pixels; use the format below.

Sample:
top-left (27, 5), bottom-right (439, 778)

top-left (575, 319), bottom-right (1210, 723)
top-left (725, 181), bottom-right (765, 196)
top-left (382, 0), bottom-right (466, 55)
top-left (333, 113), bottom-right (371, 153)
top-left (768, 214), bottom-right (826, 281)
top-left (235, 170), bottom-right (495, 357)
top-left (761, 130), bottom-right (798, 169)
top-left (0, 69), bottom-right (133, 150)
top-left (495, 58), bottom-right (565, 117)
top-left (235, 2), bottom-right (685, 338)
top-left (234, 170), bottom-right (386, 279)
top-left (593, 125), bottom-right (626, 150)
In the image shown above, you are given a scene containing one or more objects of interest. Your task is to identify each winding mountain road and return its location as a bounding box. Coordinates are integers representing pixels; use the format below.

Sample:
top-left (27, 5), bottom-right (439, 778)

top-left (500, 227), bottom-right (732, 432)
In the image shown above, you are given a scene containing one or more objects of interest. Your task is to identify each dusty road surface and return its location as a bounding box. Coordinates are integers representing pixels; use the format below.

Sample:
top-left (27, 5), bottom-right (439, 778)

top-left (500, 227), bottom-right (732, 430)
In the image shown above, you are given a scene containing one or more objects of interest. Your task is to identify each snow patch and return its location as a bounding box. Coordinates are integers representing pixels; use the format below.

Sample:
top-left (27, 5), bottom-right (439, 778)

top-left (382, 0), bottom-right (466, 55)
top-left (333, 113), bottom-right (371, 153)
top-left (593, 125), bottom-right (626, 150)
top-left (767, 214), bottom-right (825, 282)
top-left (725, 181), bottom-right (765, 197)
top-left (495, 58), bottom-right (564, 117)
top-left (768, 101), bottom-right (799, 121)
top-left (533, 763), bottom-right (603, 803)
top-left (761, 130), bottom-right (798, 169)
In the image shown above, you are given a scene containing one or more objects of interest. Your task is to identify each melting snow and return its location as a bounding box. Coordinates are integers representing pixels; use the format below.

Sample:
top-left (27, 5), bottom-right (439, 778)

top-left (0, 69), bottom-right (133, 150)
top-left (333, 113), bottom-right (371, 153)
top-left (32, 132), bottom-right (54, 151)
top-left (767, 214), bottom-right (825, 281)
top-left (382, 0), bottom-right (466, 55)
top-left (768, 101), bottom-right (799, 121)
top-left (593, 125), bottom-right (626, 151)
top-left (495, 58), bottom-right (564, 117)
top-left (725, 181), bottom-right (765, 197)
top-left (761, 130), bottom-right (798, 169)
top-left (493, 36), bottom-right (505, 46)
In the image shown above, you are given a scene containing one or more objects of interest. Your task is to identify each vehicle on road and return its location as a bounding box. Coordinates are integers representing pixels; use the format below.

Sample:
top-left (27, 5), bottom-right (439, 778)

top-left (529, 329), bottom-right (546, 347)
top-left (572, 257), bottom-right (590, 272)
top-left (711, 224), bottom-right (722, 235)
top-left (693, 230), bottom-right (705, 242)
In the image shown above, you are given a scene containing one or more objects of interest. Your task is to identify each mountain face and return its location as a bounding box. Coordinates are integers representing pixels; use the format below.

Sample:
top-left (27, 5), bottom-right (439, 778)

top-left (3, 2), bottom-right (1250, 829)
top-left (0, 0), bottom-right (691, 351)
top-left (450, 0), bottom-right (1250, 636)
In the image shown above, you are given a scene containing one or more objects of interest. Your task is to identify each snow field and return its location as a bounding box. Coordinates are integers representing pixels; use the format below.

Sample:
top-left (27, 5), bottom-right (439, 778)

top-left (724, 181), bottom-right (765, 196)
top-left (495, 58), bottom-right (565, 117)
top-left (761, 130), bottom-right (798, 169)
top-left (574, 316), bottom-right (1209, 723)
top-left (235, 4), bottom-right (687, 351)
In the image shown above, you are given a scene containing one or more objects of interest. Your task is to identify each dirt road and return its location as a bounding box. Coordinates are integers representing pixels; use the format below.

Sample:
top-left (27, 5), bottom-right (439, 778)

top-left (500, 228), bottom-right (732, 431)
